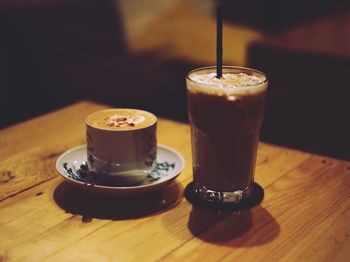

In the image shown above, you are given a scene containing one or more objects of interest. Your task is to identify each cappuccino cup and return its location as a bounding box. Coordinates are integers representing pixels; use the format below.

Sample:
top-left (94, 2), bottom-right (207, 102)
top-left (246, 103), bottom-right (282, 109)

top-left (86, 108), bottom-right (157, 185)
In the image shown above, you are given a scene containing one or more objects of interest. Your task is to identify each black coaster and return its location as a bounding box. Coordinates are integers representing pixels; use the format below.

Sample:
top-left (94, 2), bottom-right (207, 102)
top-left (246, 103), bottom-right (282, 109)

top-left (184, 182), bottom-right (264, 211)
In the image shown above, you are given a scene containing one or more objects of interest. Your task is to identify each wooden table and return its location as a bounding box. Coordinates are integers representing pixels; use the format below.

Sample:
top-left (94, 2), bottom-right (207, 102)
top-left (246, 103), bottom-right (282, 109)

top-left (1, 101), bottom-right (349, 261)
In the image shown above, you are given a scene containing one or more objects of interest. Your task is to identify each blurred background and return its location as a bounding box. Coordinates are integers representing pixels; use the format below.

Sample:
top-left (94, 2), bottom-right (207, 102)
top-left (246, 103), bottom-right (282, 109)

top-left (0, 0), bottom-right (349, 160)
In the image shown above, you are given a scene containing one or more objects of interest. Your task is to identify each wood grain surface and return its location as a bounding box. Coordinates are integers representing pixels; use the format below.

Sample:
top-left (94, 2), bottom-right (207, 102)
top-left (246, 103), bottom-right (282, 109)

top-left (0, 101), bottom-right (349, 262)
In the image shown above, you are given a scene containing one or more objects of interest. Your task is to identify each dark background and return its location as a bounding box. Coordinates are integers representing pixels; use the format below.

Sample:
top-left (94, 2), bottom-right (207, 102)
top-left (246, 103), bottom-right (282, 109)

top-left (0, 0), bottom-right (349, 160)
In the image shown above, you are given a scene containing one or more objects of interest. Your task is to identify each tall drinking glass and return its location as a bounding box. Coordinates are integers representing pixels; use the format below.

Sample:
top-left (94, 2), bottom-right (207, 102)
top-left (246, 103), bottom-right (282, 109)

top-left (186, 66), bottom-right (268, 204)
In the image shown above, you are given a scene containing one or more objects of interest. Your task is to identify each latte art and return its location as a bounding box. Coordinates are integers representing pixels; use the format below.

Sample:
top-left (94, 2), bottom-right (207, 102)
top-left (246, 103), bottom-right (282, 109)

top-left (86, 109), bottom-right (156, 130)
top-left (107, 114), bottom-right (146, 128)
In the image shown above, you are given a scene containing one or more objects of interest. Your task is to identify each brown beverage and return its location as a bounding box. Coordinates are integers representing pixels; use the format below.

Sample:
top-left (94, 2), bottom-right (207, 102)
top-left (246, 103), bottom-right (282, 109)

top-left (86, 109), bottom-right (157, 130)
top-left (186, 66), bottom-right (268, 203)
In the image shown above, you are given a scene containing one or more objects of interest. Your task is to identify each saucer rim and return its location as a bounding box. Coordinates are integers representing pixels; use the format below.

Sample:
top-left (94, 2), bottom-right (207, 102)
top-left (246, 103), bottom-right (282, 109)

top-left (55, 144), bottom-right (185, 191)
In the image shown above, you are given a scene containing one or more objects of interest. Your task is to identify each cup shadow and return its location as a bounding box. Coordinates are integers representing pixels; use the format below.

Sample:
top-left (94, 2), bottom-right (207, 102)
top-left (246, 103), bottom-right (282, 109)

top-left (185, 182), bottom-right (280, 246)
top-left (187, 205), bottom-right (280, 246)
top-left (53, 181), bottom-right (182, 221)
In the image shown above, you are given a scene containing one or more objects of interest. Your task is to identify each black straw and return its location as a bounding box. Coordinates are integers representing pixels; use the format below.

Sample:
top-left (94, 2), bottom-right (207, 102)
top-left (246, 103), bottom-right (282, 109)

top-left (216, 1), bottom-right (223, 78)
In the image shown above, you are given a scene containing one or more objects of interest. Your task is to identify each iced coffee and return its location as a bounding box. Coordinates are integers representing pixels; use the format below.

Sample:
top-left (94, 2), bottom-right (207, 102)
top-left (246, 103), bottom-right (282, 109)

top-left (186, 66), bottom-right (268, 204)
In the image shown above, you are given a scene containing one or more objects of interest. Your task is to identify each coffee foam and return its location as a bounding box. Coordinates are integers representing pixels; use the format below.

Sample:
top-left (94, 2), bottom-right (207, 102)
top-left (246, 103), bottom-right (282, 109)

top-left (188, 71), bottom-right (267, 96)
top-left (86, 109), bottom-right (156, 130)
top-left (108, 113), bottom-right (146, 128)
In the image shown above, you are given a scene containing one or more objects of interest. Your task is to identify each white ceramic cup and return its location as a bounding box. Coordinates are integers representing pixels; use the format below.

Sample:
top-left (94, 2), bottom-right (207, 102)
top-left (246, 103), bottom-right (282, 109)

top-left (86, 109), bottom-right (157, 185)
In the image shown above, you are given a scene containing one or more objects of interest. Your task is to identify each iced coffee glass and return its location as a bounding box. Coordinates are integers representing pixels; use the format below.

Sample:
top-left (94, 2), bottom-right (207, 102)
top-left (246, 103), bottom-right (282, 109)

top-left (186, 66), bottom-right (268, 204)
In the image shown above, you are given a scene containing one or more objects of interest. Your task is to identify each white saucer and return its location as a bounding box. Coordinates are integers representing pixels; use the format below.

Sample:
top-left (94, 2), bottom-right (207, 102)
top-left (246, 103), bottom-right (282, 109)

top-left (56, 144), bottom-right (185, 195)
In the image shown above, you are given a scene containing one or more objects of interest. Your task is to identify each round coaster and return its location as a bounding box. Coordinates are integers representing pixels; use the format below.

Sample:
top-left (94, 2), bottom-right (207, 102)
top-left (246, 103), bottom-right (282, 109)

top-left (184, 182), bottom-right (264, 211)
